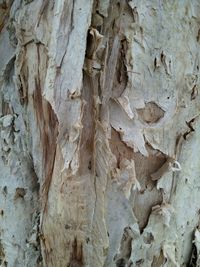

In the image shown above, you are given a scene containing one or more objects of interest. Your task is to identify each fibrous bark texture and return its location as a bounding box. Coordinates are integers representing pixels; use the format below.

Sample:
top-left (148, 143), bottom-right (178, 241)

top-left (1, 0), bottom-right (200, 267)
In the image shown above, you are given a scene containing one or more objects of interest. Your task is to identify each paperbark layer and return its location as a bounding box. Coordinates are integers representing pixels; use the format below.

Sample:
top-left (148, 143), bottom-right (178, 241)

top-left (1, 1), bottom-right (200, 267)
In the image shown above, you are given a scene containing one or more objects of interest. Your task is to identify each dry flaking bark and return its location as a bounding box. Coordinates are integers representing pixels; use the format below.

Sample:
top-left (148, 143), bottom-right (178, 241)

top-left (1, 0), bottom-right (200, 267)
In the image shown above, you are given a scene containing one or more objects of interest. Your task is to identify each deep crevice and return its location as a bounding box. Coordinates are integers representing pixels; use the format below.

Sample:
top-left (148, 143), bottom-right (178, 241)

top-left (68, 238), bottom-right (84, 267)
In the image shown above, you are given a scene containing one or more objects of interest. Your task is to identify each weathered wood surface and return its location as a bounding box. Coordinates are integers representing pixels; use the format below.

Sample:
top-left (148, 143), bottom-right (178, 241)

top-left (1, 1), bottom-right (200, 266)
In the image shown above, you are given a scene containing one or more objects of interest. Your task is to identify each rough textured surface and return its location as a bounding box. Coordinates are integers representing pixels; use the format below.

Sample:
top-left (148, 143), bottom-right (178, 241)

top-left (1, 0), bottom-right (200, 266)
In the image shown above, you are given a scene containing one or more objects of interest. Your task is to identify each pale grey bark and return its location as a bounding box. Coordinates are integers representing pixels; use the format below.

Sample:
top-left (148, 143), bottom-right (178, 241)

top-left (1, 1), bottom-right (200, 267)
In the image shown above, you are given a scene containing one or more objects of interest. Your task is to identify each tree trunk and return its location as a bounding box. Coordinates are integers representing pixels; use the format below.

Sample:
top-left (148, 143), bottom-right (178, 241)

top-left (1, 0), bottom-right (200, 266)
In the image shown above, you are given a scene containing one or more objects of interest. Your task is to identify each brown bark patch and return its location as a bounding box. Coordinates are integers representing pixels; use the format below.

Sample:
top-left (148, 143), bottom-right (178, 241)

top-left (152, 250), bottom-right (166, 267)
top-left (32, 77), bottom-right (58, 210)
top-left (109, 127), bottom-right (133, 169)
top-left (137, 102), bottom-right (165, 124)
top-left (14, 187), bottom-right (26, 200)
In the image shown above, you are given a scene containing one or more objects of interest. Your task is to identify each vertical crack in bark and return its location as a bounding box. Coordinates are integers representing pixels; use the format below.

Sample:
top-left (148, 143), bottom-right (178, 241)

top-left (112, 38), bottom-right (128, 99)
top-left (75, 25), bottom-right (102, 264)
top-left (79, 73), bottom-right (98, 258)
top-left (80, 75), bottom-right (96, 175)
top-left (68, 237), bottom-right (84, 267)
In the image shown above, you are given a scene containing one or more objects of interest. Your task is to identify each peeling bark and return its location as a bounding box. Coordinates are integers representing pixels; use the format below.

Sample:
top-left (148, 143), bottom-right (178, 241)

top-left (1, 0), bottom-right (200, 267)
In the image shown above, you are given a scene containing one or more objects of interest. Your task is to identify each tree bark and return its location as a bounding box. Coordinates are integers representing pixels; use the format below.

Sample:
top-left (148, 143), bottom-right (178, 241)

top-left (1, 0), bottom-right (200, 266)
